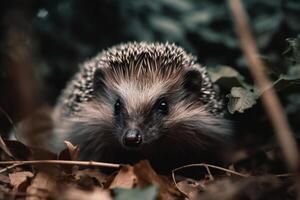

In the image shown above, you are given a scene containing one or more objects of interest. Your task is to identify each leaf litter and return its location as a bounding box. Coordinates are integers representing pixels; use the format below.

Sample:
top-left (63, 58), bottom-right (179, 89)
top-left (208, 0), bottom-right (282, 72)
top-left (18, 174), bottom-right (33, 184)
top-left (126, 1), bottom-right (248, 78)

top-left (0, 135), bottom-right (297, 200)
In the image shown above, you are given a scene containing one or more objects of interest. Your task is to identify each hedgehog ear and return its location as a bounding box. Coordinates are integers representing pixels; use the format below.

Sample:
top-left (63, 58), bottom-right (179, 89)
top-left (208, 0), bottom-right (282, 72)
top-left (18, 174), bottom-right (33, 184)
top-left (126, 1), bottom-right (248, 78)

top-left (183, 69), bottom-right (203, 94)
top-left (93, 68), bottom-right (107, 96)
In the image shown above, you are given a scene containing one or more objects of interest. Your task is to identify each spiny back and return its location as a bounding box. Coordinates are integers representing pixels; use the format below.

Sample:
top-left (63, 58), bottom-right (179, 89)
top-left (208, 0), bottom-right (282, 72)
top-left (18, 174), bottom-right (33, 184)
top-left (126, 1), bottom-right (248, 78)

top-left (56, 42), bottom-right (223, 117)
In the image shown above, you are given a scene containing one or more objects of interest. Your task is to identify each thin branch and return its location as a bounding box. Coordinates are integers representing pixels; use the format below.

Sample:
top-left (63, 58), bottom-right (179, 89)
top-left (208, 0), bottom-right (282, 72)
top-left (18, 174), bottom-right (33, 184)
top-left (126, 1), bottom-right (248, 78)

top-left (172, 163), bottom-right (249, 179)
top-left (0, 163), bottom-right (19, 173)
top-left (171, 163), bottom-right (249, 196)
top-left (275, 173), bottom-right (296, 178)
top-left (204, 165), bottom-right (214, 181)
top-left (171, 163), bottom-right (294, 195)
top-left (227, 0), bottom-right (298, 171)
top-left (0, 160), bottom-right (121, 173)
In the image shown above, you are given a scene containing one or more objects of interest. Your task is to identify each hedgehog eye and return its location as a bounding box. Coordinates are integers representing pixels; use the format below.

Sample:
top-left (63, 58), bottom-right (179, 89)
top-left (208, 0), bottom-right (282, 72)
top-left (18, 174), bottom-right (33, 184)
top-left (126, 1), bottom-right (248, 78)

top-left (157, 99), bottom-right (169, 115)
top-left (114, 99), bottom-right (123, 115)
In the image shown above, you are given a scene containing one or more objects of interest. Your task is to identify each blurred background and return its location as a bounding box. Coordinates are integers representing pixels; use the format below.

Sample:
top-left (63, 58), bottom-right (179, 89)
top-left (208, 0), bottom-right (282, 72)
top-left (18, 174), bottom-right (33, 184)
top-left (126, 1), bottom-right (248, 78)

top-left (0, 0), bottom-right (299, 149)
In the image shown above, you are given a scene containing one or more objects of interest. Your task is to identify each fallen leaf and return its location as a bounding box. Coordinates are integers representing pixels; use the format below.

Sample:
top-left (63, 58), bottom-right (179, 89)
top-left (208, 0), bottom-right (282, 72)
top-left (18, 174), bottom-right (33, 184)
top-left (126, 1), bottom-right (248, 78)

top-left (58, 141), bottom-right (80, 174)
top-left (26, 172), bottom-right (57, 200)
top-left (63, 141), bottom-right (80, 161)
top-left (198, 176), bottom-right (287, 200)
top-left (176, 178), bottom-right (205, 199)
top-left (58, 188), bottom-right (112, 200)
top-left (9, 171), bottom-right (33, 191)
top-left (75, 169), bottom-right (107, 188)
top-left (0, 173), bottom-right (10, 184)
top-left (109, 165), bottom-right (137, 189)
top-left (108, 161), bottom-right (183, 199)
top-left (57, 141), bottom-right (79, 174)
top-left (134, 160), bottom-right (184, 200)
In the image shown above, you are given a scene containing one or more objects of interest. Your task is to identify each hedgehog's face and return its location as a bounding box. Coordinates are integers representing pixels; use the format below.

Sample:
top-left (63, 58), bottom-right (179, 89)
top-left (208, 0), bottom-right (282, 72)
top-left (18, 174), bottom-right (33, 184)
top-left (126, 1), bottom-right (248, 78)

top-left (92, 64), bottom-right (215, 150)
top-left (111, 95), bottom-right (169, 149)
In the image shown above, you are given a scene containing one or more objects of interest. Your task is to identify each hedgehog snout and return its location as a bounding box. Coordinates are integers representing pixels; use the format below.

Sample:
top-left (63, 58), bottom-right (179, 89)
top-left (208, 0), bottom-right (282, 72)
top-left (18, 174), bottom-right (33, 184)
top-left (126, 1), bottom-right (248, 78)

top-left (122, 129), bottom-right (143, 148)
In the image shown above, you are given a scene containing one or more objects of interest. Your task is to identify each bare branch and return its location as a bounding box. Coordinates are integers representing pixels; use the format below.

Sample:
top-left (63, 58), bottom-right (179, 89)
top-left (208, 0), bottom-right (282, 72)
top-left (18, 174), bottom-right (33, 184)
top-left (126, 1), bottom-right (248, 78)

top-left (227, 0), bottom-right (298, 171)
top-left (0, 160), bottom-right (121, 173)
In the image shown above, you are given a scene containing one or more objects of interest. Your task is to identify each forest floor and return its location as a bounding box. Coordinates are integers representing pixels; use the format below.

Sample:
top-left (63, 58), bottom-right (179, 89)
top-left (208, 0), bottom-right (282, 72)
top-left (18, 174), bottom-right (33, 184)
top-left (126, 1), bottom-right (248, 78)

top-left (0, 137), bottom-right (296, 200)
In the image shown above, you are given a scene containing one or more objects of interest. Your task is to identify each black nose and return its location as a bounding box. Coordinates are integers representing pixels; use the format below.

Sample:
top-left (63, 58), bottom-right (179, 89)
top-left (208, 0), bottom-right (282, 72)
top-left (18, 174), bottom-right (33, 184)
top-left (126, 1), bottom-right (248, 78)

top-left (123, 129), bottom-right (143, 147)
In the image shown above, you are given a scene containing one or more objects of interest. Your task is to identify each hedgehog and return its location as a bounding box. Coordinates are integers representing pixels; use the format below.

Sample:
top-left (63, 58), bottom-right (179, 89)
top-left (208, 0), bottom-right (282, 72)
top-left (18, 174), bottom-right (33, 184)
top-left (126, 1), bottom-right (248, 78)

top-left (50, 42), bottom-right (231, 171)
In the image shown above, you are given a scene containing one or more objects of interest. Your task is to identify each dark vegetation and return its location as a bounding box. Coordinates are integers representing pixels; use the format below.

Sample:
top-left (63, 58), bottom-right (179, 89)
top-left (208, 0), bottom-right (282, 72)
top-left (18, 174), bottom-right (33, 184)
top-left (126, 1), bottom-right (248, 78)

top-left (0, 0), bottom-right (300, 199)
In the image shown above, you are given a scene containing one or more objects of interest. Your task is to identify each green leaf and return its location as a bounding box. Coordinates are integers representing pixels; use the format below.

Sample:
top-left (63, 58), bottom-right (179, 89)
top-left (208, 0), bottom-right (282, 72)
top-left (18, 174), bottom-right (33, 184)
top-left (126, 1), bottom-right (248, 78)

top-left (272, 75), bottom-right (300, 92)
top-left (284, 36), bottom-right (300, 66)
top-left (114, 186), bottom-right (158, 200)
top-left (208, 65), bottom-right (250, 90)
top-left (227, 87), bottom-right (258, 114)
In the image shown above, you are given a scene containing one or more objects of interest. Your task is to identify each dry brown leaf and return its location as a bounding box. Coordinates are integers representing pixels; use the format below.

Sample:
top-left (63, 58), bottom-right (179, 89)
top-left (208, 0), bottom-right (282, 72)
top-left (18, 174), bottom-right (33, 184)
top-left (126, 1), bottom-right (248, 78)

top-left (109, 160), bottom-right (183, 199)
top-left (134, 160), bottom-right (183, 200)
top-left (109, 165), bottom-right (137, 189)
top-left (176, 178), bottom-right (205, 200)
top-left (9, 171), bottom-right (33, 191)
top-left (58, 188), bottom-right (112, 200)
top-left (75, 169), bottom-right (107, 188)
top-left (57, 141), bottom-right (80, 173)
top-left (198, 176), bottom-right (288, 200)
top-left (63, 141), bottom-right (80, 161)
top-left (26, 172), bottom-right (57, 200)
top-left (0, 173), bottom-right (10, 184)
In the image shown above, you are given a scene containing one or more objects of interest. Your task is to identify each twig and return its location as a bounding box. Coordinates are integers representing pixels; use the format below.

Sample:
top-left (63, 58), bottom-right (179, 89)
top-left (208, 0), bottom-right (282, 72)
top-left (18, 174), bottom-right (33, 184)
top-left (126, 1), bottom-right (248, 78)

top-left (171, 163), bottom-right (249, 196)
top-left (172, 163), bottom-right (249, 179)
top-left (275, 173), bottom-right (296, 178)
top-left (0, 160), bottom-right (121, 173)
top-left (0, 163), bottom-right (19, 173)
top-left (171, 163), bottom-right (295, 195)
top-left (204, 164), bottom-right (214, 181)
top-left (227, 0), bottom-right (298, 171)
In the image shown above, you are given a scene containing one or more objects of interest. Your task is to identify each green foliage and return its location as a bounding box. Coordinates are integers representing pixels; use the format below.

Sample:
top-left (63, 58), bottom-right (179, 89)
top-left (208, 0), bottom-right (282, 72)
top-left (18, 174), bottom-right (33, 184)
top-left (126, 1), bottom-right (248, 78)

top-left (272, 75), bottom-right (300, 92)
top-left (208, 66), bottom-right (250, 90)
top-left (271, 36), bottom-right (300, 93)
top-left (208, 65), bottom-right (257, 114)
top-left (208, 36), bottom-right (300, 117)
top-left (227, 87), bottom-right (258, 114)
